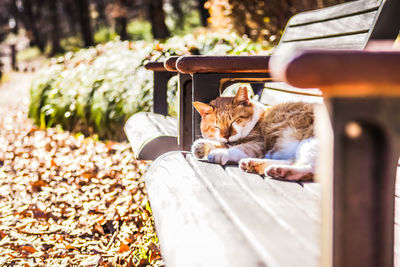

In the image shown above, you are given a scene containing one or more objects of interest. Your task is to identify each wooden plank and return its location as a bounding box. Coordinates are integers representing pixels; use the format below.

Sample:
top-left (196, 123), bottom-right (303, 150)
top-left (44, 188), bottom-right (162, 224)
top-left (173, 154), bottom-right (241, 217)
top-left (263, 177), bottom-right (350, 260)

top-left (260, 83), bottom-right (323, 106)
top-left (302, 182), bottom-right (322, 198)
top-left (144, 151), bottom-right (265, 267)
top-left (396, 223), bottom-right (399, 265)
top-left (225, 167), bottom-right (321, 251)
top-left (146, 112), bottom-right (178, 136)
top-left (124, 112), bottom-right (178, 158)
top-left (396, 166), bottom-right (400, 197)
top-left (277, 32), bottom-right (369, 52)
top-left (265, 178), bottom-right (321, 222)
top-left (396, 196), bottom-right (399, 225)
top-left (283, 11), bottom-right (376, 43)
top-left (288, 0), bottom-right (382, 26)
top-left (187, 155), bottom-right (320, 267)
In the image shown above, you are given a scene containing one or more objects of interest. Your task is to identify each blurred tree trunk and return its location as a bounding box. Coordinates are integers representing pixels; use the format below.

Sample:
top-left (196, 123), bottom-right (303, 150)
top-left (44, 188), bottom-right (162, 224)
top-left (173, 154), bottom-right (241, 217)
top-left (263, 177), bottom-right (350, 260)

top-left (63, 0), bottom-right (79, 36)
top-left (74, 0), bottom-right (94, 47)
top-left (20, 0), bottom-right (45, 51)
top-left (9, 0), bottom-right (19, 34)
top-left (47, 0), bottom-right (62, 55)
top-left (197, 0), bottom-right (210, 27)
top-left (116, 17), bottom-right (128, 40)
top-left (147, 0), bottom-right (170, 39)
top-left (115, 0), bottom-right (129, 41)
top-left (171, 0), bottom-right (184, 29)
top-left (95, 0), bottom-right (108, 29)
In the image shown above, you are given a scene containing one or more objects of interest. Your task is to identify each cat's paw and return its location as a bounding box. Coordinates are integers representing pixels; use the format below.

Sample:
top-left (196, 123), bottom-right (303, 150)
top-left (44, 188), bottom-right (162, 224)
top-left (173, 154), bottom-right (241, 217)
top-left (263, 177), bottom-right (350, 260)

top-left (239, 158), bottom-right (268, 174)
top-left (208, 148), bottom-right (248, 165)
top-left (265, 164), bottom-right (314, 181)
top-left (191, 139), bottom-right (216, 159)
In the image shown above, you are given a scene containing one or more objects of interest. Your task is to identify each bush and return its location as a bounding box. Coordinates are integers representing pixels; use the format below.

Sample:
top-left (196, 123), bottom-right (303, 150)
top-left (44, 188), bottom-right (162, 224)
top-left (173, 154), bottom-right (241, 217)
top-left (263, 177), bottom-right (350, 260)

top-left (28, 31), bottom-right (271, 141)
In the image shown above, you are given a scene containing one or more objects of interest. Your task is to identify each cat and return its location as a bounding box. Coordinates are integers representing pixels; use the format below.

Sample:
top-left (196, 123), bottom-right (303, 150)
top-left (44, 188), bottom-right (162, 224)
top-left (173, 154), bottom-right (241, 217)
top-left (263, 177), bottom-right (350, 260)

top-left (191, 86), bottom-right (318, 181)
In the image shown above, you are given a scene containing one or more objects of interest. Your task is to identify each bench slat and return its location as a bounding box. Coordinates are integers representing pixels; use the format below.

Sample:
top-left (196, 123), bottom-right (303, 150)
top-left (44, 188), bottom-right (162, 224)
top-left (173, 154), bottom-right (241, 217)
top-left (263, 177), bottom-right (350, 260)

top-left (288, 0), bottom-right (382, 26)
top-left (282, 11), bottom-right (376, 43)
top-left (277, 33), bottom-right (369, 52)
top-left (226, 167), bottom-right (321, 251)
top-left (187, 155), bottom-right (320, 267)
top-left (260, 84), bottom-right (323, 106)
top-left (264, 177), bottom-right (321, 223)
top-left (145, 152), bottom-right (267, 267)
top-left (124, 112), bottom-right (178, 159)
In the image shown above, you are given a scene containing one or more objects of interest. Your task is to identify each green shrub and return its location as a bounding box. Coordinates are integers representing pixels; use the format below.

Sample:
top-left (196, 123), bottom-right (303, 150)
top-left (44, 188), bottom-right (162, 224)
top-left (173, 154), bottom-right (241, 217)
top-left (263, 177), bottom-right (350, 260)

top-left (28, 32), bottom-right (271, 141)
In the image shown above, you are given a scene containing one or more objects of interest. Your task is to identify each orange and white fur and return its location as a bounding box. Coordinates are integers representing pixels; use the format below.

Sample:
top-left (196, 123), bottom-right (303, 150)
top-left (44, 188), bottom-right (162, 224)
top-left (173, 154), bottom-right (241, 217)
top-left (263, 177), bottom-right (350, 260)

top-left (191, 87), bottom-right (317, 181)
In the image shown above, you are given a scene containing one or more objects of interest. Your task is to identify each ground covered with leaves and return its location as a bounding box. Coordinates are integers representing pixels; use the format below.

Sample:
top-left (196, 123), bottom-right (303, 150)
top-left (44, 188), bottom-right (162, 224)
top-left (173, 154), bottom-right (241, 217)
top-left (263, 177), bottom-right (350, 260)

top-left (0, 74), bottom-right (163, 266)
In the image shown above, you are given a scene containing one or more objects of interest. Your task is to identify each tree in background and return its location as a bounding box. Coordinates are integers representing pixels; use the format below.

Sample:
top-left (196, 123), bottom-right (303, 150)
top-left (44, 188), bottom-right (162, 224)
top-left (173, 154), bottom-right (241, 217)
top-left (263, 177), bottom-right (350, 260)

top-left (74, 0), bottom-right (94, 47)
top-left (47, 0), bottom-right (62, 55)
top-left (206, 0), bottom-right (351, 43)
top-left (147, 0), bottom-right (170, 39)
top-left (197, 0), bottom-right (210, 27)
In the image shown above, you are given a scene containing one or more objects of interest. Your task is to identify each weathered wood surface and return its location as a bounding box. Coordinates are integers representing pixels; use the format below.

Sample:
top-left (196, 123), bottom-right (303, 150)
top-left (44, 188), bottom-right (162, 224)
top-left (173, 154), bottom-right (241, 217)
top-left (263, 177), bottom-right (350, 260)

top-left (146, 151), bottom-right (400, 267)
top-left (287, 0), bottom-right (382, 26)
top-left (261, 82), bottom-right (323, 106)
top-left (270, 50), bottom-right (400, 95)
top-left (282, 11), bottom-right (376, 43)
top-left (124, 112), bottom-right (178, 160)
top-left (146, 151), bottom-right (322, 267)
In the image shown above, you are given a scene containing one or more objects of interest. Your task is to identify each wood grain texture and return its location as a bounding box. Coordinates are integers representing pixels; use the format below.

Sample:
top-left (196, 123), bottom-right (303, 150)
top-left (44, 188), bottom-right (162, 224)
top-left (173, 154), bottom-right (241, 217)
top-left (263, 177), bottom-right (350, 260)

top-left (164, 56), bottom-right (179, 72)
top-left (287, 0), bottom-right (382, 26)
top-left (144, 61), bottom-right (167, 71)
top-left (187, 155), bottom-right (320, 267)
top-left (276, 33), bottom-right (369, 54)
top-left (124, 112), bottom-right (178, 159)
top-left (226, 167), bottom-right (321, 251)
top-left (260, 83), bottom-right (323, 106)
top-left (271, 50), bottom-right (400, 96)
top-left (282, 11), bottom-right (376, 43)
top-left (176, 56), bottom-right (270, 74)
top-left (144, 152), bottom-right (267, 267)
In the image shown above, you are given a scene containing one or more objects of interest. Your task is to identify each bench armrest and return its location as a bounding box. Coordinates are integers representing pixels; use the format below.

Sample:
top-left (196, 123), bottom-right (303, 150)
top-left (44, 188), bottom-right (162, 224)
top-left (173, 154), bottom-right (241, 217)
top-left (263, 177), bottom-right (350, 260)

top-left (164, 56), bottom-right (179, 71)
top-left (271, 49), bottom-right (400, 96)
top-left (176, 55), bottom-right (271, 74)
top-left (144, 61), bottom-right (169, 72)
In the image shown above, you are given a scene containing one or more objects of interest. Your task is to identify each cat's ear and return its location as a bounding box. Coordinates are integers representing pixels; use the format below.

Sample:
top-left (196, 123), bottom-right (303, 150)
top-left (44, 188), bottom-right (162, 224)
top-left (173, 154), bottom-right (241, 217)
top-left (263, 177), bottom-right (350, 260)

top-left (234, 87), bottom-right (249, 105)
top-left (193, 102), bottom-right (213, 117)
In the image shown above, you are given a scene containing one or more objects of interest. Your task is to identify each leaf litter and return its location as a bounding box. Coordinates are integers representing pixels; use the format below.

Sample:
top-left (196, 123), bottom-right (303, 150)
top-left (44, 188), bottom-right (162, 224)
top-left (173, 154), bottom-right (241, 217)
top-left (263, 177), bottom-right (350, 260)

top-left (0, 74), bottom-right (164, 266)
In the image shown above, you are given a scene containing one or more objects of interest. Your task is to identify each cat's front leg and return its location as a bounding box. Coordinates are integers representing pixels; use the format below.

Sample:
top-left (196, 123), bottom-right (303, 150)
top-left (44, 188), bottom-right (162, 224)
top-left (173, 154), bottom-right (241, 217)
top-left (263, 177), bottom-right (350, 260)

top-left (208, 147), bottom-right (249, 165)
top-left (191, 139), bottom-right (226, 159)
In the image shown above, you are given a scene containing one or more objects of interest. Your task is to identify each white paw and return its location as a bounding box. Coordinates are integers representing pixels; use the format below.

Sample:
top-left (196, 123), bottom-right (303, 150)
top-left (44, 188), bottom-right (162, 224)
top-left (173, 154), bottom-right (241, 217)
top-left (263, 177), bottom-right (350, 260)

top-left (191, 139), bottom-right (215, 159)
top-left (208, 148), bottom-right (248, 165)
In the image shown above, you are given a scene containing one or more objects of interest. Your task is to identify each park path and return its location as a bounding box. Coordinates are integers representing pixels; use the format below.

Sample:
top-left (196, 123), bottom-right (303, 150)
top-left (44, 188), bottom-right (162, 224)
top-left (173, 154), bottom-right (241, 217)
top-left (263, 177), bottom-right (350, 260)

top-left (0, 73), bottom-right (163, 266)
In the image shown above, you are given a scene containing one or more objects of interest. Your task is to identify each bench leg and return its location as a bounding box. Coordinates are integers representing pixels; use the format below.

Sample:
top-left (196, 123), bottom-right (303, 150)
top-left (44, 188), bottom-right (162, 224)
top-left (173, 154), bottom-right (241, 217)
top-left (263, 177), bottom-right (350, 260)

top-left (153, 71), bottom-right (175, 115)
top-left (178, 73), bottom-right (192, 151)
top-left (324, 97), bottom-right (400, 267)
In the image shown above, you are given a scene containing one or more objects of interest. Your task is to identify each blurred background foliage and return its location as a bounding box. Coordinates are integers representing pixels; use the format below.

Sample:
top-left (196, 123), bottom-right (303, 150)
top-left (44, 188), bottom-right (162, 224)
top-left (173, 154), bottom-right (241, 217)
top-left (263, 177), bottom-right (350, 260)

top-left (0, 0), bottom-right (351, 140)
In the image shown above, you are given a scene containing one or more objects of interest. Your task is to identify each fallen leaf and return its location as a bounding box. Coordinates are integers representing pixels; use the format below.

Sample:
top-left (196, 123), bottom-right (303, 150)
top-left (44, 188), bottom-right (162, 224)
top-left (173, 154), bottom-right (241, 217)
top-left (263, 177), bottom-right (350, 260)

top-left (18, 245), bottom-right (36, 254)
top-left (94, 223), bottom-right (105, 235)
top-left (30, 180), bottom-right (48, 192)
top-left (0, 231), bottom-right (6, 240)
top-left (65, 244), bottom-right (74, 250)
top-left (118, 242), bottom-right (130, 253)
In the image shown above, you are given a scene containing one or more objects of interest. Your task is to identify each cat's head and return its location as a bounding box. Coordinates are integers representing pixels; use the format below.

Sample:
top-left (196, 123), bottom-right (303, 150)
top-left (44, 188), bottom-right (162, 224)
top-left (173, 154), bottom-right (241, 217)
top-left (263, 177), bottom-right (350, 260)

top-left (193, 87), bottom-right (265, 143)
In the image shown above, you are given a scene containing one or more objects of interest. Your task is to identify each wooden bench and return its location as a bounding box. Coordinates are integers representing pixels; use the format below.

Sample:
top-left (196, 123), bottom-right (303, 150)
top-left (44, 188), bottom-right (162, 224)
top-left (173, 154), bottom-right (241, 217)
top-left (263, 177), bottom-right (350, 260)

top-left (125, 0), bottom-right (400, 266)
top-left (125, 0), bottom-right (399, 160)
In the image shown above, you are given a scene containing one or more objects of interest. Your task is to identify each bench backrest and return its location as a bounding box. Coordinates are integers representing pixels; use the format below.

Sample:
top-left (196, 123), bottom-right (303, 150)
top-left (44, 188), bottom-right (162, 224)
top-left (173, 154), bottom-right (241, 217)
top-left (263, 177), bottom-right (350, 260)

top-left (276, 0), bottom-right (399, 52)
top-left (260, 0), bottom-right (399, 106)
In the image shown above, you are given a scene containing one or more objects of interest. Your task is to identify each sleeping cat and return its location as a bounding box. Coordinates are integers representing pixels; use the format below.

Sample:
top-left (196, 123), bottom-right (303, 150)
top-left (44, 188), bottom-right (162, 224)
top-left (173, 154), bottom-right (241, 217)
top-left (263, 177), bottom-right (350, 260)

top-left (191, 86), bottom-right (318, 181)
